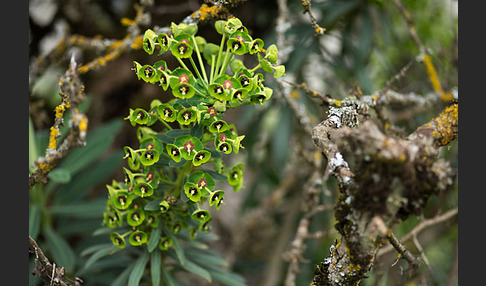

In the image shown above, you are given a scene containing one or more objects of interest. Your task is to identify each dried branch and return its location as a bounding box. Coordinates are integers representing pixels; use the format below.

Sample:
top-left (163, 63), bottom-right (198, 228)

top-left (392, 0), bottom-right (454, 103)
top-left (301, 0), bottom-right (326, 35)
top-left (29, 56), bottom-right (88, 188)
top-left (377, 208), bottom-right (458, 258)
top-left (386, 233), bottom-right (420, 276)
top-left (309, 101), bottom-right (457, 285)
top-left (29, 236), bottom-right (83, 286)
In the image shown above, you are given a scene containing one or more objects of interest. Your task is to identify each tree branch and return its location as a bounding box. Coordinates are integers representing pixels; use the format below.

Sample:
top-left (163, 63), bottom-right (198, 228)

top-left (29, 236), bottom-right (83, 286)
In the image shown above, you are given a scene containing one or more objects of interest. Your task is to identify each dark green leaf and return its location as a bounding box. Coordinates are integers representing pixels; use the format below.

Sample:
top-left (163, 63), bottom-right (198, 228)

top-left (200, 168), bottom-right (227, 181)
top-left (148, 220), bottom-right (163, 252)
top-left (165, 232), bottom-right (186, 266)
top-left (80, 243), bottom-right (114, 257)
top-left (151, 250), bottom-right (162, 286)
top-left (144, 197), bottom-right (164, 211)
top-left (49, 198), bottom-right (106, 218)
top-left (44, 226), bottom-right (76, 272)
top-left (169, 159), bottom-right (187, 168)
top-left (184, 248), bottom-right (228, 267)
top-left (47, 168), bottom-right (71, 183)
top-left (205, 265), bottom-right (246, 286)
top-left (161, 264), bottom-right (178, 286)
top-left (29, 204), bottom-right (40, 239)
top-left (110, 263), bottom-right (134, 286)
top-left (180, 259), bottom-right (212, 283)
top-left (54, 151), bottom-right (123, 204)
top-left (128, 251), bottom-right (150, 286)
top-left (57, 119), bottom-right (123, 175)
top-left (84, 245), bottom-right (120, 269)
top-left (190, 123), bottom-right (204, 139)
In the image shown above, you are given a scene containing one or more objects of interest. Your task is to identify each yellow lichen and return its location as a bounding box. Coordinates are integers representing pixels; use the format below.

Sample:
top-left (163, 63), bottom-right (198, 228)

top-left (422, 54), bottom-right (453, 103)
top-left (131, 35), bottom-right (143, 50)
top-left (121, 17), bottom-right (136, 26)
top-left (290, 89), bottom-right (300, 99)
top-left (48, 127), bottom-right (60, 150)
top-left (79, 115), bottom-right (88, 132)
top-left (192, 4), bottom-right (219, 21)
top-left (333, 100), bottom-right (342, 107)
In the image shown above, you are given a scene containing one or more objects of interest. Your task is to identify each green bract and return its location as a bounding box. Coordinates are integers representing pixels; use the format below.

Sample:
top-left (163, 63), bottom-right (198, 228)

top-left (129, 231), bottom-right (148, 246)
top-left (110, 232), bottom-right (126, 249)
top-left (105, 17), bottom-right (285, 282)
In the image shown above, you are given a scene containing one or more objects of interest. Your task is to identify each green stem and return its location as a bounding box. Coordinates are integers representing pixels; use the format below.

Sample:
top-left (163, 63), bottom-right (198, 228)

top-left (249, 64), bottom-right (262, 74)
top-left (210, 55), bottom-right (216, 84)
top-left (191, 35), bottom-right (208, 83)
top-left (173, 160), bottom-right (193, 197)
top-left (160, 120), bottom-right (173, 131)
top-left (218, 46), bottom-right (233, 77)
top-left (175, 57), bottom-right (190, 72)
top-left (188, 57), bottom-right (202, 80)
top-left (215, 34), bottom-right (226, 78)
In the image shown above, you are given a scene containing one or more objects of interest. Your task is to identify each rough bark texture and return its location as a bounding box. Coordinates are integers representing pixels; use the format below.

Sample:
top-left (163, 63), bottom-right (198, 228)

top-left (310, 103), bottom-right (457, 285)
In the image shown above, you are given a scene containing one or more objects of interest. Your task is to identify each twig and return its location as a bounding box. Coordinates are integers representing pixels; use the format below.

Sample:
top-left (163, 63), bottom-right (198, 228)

top-left (387, 232), bottom-right (420, 275)
top-left (29, 56), bottom-right (88, 188)
top-left (392, 0), bottom-right (453, 103)
top-left (301, 0), bottom-right (326, 36)
top-left (377, 208), bottom-right (458, 258)
top-left (29, 236), bottom-right (83, 286)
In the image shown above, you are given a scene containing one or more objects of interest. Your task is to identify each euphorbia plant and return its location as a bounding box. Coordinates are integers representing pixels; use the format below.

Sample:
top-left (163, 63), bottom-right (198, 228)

top-left (101, 17), bottom-right (284, 285)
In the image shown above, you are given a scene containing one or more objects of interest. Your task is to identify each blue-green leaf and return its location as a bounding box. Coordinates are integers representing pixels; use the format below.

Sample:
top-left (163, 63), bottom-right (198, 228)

top-left (49, 198), bottom-right (106, 218)
top-left (29, 204), bottom-right (40, 239)
top-left (161, 264), bottom-right (178, 286)
top-left (84, 245), bottom-right (120, 269)
top-left (148, 220), bottom-right (162, 252)
top-left (57, 119), bottom-right (123, 175)
top-left (43, 227), bottom-right (76, 272)
top-left (151, 250), bottom-right (162, 286)
top-left (110, 263), bottom-right (134, 286)
top-left (47, 168), bottom-right (71, 183)
top-left (180, 259), bottom-right (212, 283)
top-left (128, 251), bottom-right (150, 286)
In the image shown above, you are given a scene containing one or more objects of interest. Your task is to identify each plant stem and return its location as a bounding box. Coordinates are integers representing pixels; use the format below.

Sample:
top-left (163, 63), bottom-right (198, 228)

top-left (189, 56), bottom-right (206, 89)
top-left (192, 35), bottom-right (208, 83)
top-left (210, 55), bottom-right (216, 84)
top-left (249, 64), bottom-right (261, 74)
top-left (160, 120), bottom-right (173, 131)
top-left (215, 34), bottom-right (226, 78)
top-left (175, 57), bottom-right (190, 72)
top-left (218, 46), bottom-right (233, 77)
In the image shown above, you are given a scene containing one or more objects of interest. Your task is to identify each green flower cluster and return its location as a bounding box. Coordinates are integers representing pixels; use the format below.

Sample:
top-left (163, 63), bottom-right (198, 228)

top-left (103, 18), bottom-right (283, 251)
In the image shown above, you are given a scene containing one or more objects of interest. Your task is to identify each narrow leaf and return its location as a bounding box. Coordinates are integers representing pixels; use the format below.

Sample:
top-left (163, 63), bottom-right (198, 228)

top-left (128, 251), bottom-right (150, 286)
top-left (43, 227), bottom-right (76, 272)
top-left (47, 168), bottom-right (72, 184)
top-left (151, 250), bottom-right (162, 286)
top-left (29, 204), bottom-right (40, 239)
top-left (148, 221), bottom-right (162, 252)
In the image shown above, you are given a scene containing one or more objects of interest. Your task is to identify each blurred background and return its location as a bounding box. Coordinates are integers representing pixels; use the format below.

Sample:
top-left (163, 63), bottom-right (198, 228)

top-left (29, 0), bottom-right (458, 285)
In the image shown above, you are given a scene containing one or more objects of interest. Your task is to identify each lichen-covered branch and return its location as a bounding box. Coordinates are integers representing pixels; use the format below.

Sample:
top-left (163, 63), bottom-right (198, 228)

top-left (310, 101), bottom-right (457, 285)
top-left (29, 236), bottom-right (83, 286)
top-left (29, 57), bottom-right (88, 188)
top-left (301, 0), bottom-right (326, 35)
